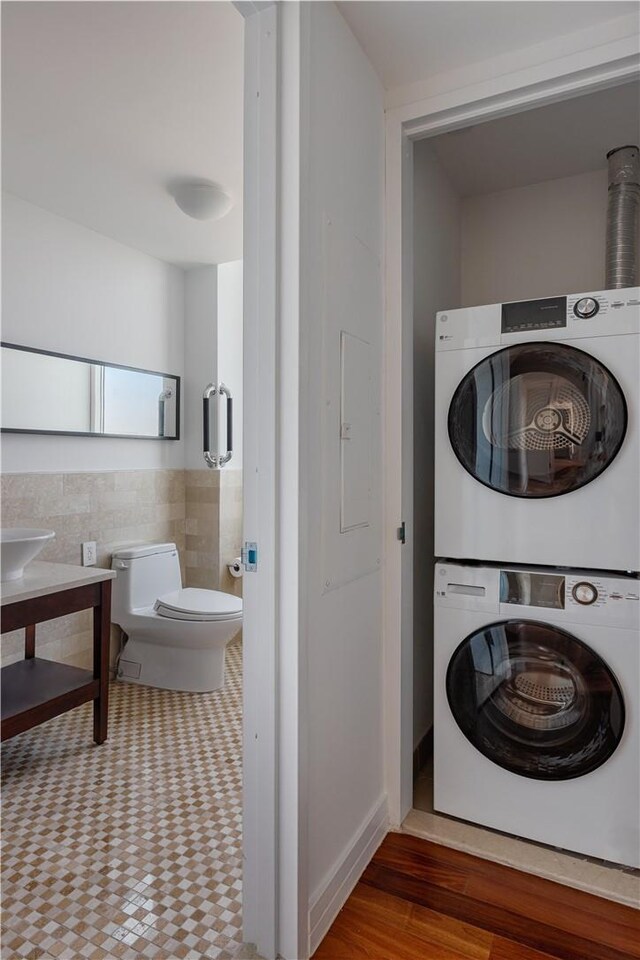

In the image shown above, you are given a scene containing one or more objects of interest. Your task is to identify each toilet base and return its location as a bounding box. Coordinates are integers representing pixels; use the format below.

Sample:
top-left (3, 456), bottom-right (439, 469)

top-left (117, 636), bottom-right (227, 693)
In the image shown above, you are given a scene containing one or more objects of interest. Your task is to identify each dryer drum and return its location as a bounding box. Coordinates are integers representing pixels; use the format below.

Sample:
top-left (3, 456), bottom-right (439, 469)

top-left (448, 341), bottom-right (628, 498)
top-left (483, 373), bottom-right (592, 451)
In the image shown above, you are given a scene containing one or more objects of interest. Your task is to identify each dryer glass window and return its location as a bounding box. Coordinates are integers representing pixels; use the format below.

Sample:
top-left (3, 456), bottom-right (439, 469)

top-left (446, 620), bottom-right (625, 780)
top-left (448, 342), bottom-right (627, 497)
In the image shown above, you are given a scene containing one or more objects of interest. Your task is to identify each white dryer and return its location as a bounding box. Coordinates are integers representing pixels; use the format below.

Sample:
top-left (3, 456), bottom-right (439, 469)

top-left (434, 288), bottom-right (639, 571)
top-left (433, 562), bottom-right (640, 867)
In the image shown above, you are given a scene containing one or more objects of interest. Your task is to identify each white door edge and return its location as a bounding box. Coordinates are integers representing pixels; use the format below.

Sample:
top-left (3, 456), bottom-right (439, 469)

top-left (240, 5), bottom-right (278, 957)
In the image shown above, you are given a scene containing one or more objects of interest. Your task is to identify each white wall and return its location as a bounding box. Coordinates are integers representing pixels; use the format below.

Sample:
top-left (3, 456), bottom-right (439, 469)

top-left (1, 193), bottom-right (185, 472)
top-left (412, 140), bottom-right (461, 749)
top-left (184, 266), bottom-right (217, 471)
top-left (217, 260), bottom-right (243, 470)
top-left (461, 168), bottom-right (625, 306)
top-left (183, 261), bottom-right (242, 472)
top-left (300, 5), bottom-right (386, 952)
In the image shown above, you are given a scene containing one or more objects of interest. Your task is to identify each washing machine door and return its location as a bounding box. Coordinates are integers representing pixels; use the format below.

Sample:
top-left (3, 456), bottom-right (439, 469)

top-left (448, 342), bottom-right (627, 498)
top-left (446, 620), bottom-right (625, 780)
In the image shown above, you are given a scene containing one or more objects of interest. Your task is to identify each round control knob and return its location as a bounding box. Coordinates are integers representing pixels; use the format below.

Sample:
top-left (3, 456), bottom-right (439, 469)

top-left (574, 297), bottom-right (599, 319)
top-left (572, 581), bottom-right (598, 605)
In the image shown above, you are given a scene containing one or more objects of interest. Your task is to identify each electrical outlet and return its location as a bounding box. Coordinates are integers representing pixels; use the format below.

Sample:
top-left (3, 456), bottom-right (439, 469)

top-left (82, 541), bottom-right (97, 566)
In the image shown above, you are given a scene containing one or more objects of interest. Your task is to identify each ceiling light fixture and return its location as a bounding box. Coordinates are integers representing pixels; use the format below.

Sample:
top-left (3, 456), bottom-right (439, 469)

top-left (170, 180), bottom-right (233, 221)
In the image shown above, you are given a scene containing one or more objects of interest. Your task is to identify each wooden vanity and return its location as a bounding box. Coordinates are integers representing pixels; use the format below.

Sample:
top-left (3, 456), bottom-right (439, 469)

top-left (1, 562), bottom-right (115, 743)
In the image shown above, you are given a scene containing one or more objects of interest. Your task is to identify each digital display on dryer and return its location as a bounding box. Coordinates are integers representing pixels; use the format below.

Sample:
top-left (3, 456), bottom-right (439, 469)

top-left (501, 296), bottom-right (567, 333)
top-left (500, 571), bottom-right (566, 609)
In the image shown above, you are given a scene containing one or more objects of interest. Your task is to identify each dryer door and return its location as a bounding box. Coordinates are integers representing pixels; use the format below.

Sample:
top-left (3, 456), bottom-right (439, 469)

top-left (446, 620), bottom-right (625, 780)
top-left (447, 342), bottom-right (627, 498)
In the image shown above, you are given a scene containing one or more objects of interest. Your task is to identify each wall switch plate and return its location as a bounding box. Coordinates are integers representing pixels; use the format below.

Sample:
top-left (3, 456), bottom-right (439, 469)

top-left (82, 541), bottom-right (97, 566)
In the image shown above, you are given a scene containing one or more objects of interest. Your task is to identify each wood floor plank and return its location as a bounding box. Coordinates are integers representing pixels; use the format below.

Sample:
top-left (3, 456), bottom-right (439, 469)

top-left (465, 872), bottom-right (640, 958)
top-left (370, 833), bottom-right (470, 892)
top-left (314, 885), bottom-right (491, 960)
top-left (382, 834), bottom-right (638, 930)
top-left (361, 862), bottom-right (631, 960)
top-left (313, 833), bottom-right (639, 960)
top-left (489, 938), bottom-right (561, 960)
top-left (406, 900), bottom-right (494, 959)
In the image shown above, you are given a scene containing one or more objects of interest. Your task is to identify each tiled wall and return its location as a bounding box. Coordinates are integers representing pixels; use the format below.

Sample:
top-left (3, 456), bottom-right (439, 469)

top-left (184, 469), bottom-right (243, 597)
top-left (219, 470), bottom-right (243, 596)
top-left (1, 470), bottom-right (186, 670)
top-left (1, 468), bottom-right (242, 670)
top-left (184, 470), bottom-right (220, 589)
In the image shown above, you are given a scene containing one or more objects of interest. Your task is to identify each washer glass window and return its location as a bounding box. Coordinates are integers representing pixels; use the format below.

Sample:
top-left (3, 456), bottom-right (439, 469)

top-left (448, 342), bottom-right (627, 498)
top-left (446, 620), bottom-right (625, 780)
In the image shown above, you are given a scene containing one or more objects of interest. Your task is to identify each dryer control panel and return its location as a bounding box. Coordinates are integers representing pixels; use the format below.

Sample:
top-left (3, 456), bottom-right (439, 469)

top-left (435, 287), bottom-right (639, 351)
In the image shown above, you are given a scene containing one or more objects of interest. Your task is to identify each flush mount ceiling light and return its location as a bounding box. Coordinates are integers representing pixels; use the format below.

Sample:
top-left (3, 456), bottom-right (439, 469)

top-left (170, 180), bottom-right (233, 221)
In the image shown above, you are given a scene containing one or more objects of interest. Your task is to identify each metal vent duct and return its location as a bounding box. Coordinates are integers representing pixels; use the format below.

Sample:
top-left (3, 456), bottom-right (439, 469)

top-left (606, 145), bottom-right (640, 289)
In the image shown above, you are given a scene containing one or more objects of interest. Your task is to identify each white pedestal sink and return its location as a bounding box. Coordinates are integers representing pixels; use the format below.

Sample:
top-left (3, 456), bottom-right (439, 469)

top-left (0, 528), bottom-right (56, 581)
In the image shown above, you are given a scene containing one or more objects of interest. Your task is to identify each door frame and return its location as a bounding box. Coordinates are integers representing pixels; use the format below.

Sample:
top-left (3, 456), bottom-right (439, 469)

top-left (238, 3), bottom-right (307, 957)
top-left (383, 34), bottom-right (640, 828)
top-left (238, 3), bottom-right (279, 958)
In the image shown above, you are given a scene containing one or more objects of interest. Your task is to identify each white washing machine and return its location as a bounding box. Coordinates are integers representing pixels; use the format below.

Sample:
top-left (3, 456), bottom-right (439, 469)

top-left (433, 562), bottom-right (640, 867)
top-left (434, 288), bottom-right (639, 571)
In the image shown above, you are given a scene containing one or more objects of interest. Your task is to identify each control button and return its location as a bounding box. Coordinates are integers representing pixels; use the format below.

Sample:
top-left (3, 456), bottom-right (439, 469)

top-left (572, 581), bottom-right (598, 605)
top-left (574, 297), bottom-right (599, 319)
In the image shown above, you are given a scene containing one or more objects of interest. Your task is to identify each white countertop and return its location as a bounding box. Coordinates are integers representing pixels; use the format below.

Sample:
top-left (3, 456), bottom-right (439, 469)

top-left (1, 561), bottom-right (115, 606)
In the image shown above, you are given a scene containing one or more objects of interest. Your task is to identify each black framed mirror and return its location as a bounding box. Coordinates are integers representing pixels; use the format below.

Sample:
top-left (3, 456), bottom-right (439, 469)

top-left (1, 342), bottom-right (180, 440)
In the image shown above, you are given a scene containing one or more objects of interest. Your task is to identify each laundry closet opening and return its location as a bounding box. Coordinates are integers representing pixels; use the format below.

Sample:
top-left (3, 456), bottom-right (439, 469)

top-left (408, 78), bottom-right (640, 874)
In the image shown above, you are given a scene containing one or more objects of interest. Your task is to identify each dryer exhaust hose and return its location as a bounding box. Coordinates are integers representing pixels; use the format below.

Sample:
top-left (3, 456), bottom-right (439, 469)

top-left (606, 145), bottom-right (640, 289)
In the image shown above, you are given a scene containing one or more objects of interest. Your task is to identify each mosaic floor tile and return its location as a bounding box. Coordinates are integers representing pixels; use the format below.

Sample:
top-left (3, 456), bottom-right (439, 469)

top-left (2, 640), bottom-right (243, 960)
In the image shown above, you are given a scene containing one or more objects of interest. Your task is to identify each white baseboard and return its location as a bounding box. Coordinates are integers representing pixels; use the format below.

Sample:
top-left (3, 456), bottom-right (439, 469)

top-left (308, 794), bottom-right (388, 957)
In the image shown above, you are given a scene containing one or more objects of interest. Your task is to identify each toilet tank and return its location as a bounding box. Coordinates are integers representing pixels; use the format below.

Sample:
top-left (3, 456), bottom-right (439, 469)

top-left (111, 543), bottom-right (182, 619)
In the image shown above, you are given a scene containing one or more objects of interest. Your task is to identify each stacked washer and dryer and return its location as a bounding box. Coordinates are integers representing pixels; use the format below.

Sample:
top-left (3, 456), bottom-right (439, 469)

top-left (431, 146), bottom-right (640, 869)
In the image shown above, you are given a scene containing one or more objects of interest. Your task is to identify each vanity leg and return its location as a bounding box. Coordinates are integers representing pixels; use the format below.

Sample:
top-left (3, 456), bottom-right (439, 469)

top-left (93, 579), bottom-right (111, 744)
top-left (24, 624), bottom-right (36, 659)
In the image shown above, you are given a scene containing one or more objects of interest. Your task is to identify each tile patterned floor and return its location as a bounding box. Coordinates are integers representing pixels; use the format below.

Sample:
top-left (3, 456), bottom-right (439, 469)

top-left (1, 639), bottom-right (243, 960)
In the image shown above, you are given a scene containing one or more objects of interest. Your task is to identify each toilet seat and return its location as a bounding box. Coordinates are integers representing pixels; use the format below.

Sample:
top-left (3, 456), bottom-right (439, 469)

top-left (154, 587), bottom-right (243, 622)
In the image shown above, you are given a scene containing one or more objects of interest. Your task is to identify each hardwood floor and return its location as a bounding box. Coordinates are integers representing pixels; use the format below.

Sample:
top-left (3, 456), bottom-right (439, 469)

top-left (313, 833), bottom-right (640, 960)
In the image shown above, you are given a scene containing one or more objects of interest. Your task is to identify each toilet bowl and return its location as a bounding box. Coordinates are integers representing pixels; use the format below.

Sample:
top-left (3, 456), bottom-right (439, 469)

top-left (111, 542), bottom-right (242, 692)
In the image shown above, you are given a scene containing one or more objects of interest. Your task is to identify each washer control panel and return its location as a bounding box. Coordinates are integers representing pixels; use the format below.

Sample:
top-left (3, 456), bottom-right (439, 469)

top-left (435, 564), bottom-right (639, 628)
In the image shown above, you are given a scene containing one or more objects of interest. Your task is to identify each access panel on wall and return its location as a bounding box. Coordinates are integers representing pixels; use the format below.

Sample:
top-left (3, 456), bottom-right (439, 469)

top-left (320, 216), bottom-right (382, 592)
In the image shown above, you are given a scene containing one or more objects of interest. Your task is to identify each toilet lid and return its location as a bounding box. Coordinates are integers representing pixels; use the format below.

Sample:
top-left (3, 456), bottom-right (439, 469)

top-left (154, 588), bottom-right (243, 622)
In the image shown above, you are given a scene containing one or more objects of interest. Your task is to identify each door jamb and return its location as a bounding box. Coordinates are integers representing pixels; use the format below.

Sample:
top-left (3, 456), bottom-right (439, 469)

top-left (383, 47), bottom-right (640, 829)
top-left (238, 4), bottom-right (279, 958)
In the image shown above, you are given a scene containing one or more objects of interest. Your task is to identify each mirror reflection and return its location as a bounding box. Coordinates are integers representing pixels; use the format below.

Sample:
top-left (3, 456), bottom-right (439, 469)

top-left (1, 343), bottom-right (179, 440)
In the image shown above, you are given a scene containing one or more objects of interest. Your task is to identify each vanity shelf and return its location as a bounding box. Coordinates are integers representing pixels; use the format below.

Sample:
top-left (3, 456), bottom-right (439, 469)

top-left (1, 562), bottom-right (115, 743)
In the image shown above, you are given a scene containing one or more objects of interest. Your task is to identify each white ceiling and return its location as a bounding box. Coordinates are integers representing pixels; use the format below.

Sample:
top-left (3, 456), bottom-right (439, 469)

top-left (338, 1), bottom-right (638, 91)
top-left (427, 80), bottom-right (640, 197)
top-left (1, 1), bottom-right (244, 269)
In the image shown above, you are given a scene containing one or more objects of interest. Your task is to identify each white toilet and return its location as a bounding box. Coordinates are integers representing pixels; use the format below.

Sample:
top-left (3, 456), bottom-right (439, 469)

top-left (111, 542), bottom-right (242, 692)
